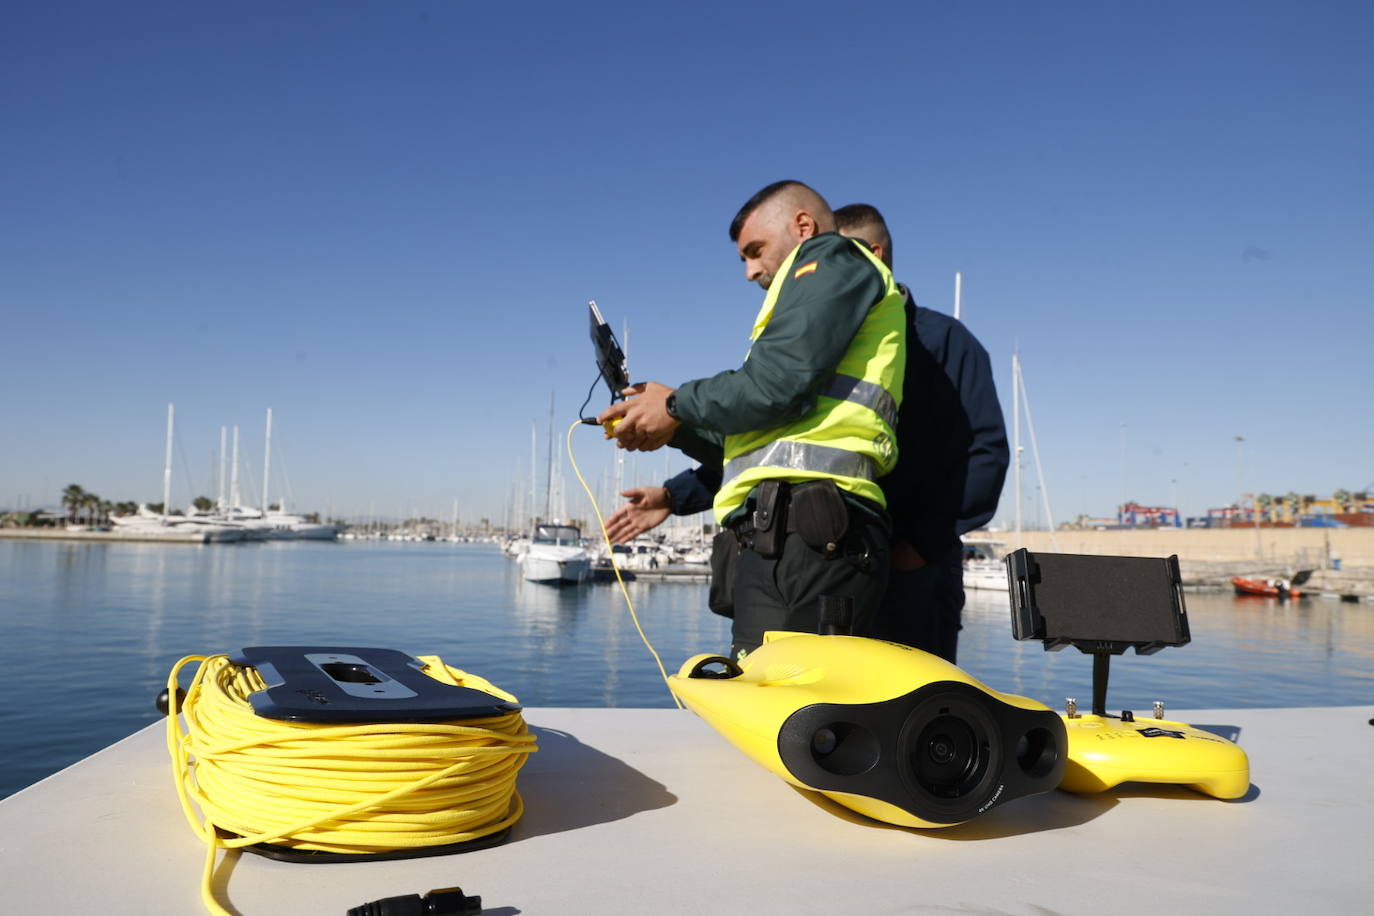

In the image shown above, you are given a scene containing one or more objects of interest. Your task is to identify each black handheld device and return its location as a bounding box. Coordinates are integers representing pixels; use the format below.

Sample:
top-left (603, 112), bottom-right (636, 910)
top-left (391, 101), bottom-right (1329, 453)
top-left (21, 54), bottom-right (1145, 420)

top-left (589, 301), bottom-right (629, 397)
top-left (581, 301), bottom-right (631, 426)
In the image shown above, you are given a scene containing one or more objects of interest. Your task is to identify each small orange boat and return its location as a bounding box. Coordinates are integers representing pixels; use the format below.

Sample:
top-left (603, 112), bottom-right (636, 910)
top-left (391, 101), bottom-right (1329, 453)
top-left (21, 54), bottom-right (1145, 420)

top-left (1232, 574), bottom-right (1308, 599)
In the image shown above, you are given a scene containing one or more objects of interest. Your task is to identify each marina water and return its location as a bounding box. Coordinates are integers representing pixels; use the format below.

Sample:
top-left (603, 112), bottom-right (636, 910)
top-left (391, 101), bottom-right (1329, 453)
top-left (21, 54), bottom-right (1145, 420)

top-left (3, 538), bottom-right (1372, 800)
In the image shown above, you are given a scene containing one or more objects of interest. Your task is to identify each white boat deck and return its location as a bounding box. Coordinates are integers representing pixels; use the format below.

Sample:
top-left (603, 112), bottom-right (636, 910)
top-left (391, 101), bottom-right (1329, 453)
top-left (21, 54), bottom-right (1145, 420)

top-left (1, 705), bottom-right (1370, 914)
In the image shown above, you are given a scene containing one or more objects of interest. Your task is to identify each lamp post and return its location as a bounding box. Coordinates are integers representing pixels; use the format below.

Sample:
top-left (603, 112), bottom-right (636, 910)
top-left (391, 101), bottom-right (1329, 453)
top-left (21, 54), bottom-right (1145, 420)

top-left (1119, 423), bottom-right (1127, 521)
top-left (1234, 436), bottom-right (1245, 523)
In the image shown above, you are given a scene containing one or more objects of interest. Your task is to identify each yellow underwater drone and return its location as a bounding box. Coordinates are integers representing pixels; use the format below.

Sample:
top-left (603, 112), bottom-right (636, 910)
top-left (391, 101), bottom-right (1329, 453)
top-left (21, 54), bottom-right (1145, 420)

top-left (669, 550), bottom-right (1251, 829)
top-left (668, 630), bottom-right (1067, 828)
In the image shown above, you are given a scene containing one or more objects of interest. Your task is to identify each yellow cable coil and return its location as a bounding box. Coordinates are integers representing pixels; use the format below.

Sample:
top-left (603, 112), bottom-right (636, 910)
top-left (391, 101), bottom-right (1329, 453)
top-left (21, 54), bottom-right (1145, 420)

top-left (166, 654), bottom-right (537, 915)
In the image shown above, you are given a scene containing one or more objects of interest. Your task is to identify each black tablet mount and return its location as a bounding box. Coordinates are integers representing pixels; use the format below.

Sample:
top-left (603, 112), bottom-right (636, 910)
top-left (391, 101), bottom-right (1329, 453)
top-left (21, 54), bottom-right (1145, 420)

top-left (1006, 549), bottom-right (1191, 717)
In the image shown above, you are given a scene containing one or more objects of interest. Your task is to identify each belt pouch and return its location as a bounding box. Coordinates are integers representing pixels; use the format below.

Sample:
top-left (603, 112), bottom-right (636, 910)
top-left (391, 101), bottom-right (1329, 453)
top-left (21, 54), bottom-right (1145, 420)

top-left (791, 479), bottom-right (849, 558)
top-left (751, 480), bottom-right (789, 559)
top-left (708, 529), bottom-right (739, 618)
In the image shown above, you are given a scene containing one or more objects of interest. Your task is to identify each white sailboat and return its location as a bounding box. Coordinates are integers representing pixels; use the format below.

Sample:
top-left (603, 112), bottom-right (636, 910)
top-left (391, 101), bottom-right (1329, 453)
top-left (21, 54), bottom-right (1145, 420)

top-left (109, 405), bottom-right (244, 542)
top-left (221, 409), bottom-right (338, 540)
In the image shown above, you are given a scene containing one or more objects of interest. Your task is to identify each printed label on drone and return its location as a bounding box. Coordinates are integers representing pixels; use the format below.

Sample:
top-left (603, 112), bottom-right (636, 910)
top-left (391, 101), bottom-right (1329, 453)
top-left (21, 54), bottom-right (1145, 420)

top-left (1137, 727), bottom-right (1186, 739)
top-left (977, 783), bottom-right (1005, 813)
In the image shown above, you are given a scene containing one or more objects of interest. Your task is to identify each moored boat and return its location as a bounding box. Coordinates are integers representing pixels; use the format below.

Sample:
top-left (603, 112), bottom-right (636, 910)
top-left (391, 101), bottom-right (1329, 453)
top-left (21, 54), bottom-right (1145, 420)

top-left (962, 539), bottom-right (1009, 591)
top-left (1232, 576), bottom-right (1301, 598)
top-left (519, 523), bottom-right (590, 584)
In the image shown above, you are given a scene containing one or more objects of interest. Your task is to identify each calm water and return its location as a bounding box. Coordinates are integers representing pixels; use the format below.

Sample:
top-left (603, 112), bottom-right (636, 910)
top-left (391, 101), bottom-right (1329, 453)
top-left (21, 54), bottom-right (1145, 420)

top-left (2, 538), bottom-right (1372, 799)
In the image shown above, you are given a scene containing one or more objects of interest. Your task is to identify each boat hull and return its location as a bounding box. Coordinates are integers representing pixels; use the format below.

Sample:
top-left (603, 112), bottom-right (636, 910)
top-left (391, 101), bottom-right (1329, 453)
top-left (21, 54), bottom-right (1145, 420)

top-left (1232, 576), bottom-right (1301, 598)
top-left (520, 550), bottom-right (590, 584)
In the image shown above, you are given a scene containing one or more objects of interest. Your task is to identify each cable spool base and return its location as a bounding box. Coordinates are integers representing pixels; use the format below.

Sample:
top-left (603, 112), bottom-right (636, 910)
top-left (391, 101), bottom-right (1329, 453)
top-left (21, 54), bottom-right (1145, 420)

top-left (166, 647), bottom-right (537, 914)
top-left (228, 828), bottom-right (512, 863)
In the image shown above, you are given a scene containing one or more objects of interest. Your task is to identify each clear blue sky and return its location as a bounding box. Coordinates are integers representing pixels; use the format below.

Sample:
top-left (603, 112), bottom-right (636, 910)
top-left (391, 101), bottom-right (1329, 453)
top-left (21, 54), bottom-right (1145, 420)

top-left (4, 1), bottom-right (1371, 526)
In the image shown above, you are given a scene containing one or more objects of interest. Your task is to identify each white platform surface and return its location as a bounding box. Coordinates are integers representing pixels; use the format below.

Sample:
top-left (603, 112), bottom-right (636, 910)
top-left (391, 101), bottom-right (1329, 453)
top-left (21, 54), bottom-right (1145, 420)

top-left (2, 706), bottom-right (1371, 915)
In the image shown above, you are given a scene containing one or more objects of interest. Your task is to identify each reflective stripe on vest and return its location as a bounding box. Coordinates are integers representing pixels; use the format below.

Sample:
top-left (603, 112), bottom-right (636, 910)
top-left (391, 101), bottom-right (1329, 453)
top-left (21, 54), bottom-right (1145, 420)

top-left (722, 440), bottom-right (876, 487)
top-left (820, 373), bottom-right (898, 430)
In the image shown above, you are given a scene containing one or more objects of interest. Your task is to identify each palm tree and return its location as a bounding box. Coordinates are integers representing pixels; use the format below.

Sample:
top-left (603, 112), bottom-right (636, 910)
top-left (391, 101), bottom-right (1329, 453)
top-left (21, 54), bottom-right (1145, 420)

top-left (80, 492), bottom-right (100, 527)
top-left (62, 484), bottom-right (85, 524)
top-left (1284, 492), bottom-right (1301, 522)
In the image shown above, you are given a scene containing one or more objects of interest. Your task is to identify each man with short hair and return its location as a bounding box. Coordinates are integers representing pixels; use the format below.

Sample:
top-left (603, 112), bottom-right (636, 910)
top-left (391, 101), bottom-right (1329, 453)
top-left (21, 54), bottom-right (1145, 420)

top-left (607, 202), bottom-right (1007, 663)
top-left (599, 180), bottom-right (906, 659)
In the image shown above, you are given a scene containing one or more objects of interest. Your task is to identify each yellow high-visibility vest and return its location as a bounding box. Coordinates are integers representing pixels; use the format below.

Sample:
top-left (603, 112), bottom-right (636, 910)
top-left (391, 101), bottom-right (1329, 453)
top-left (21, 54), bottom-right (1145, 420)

top-left (713, 238), bottom-right (906, 523)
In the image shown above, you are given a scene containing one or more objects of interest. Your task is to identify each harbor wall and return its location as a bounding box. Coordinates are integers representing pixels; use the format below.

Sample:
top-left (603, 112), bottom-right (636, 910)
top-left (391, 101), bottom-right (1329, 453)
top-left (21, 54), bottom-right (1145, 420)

top-left (978, 528), bottom-right (1374, 593)
top-left (987, 528), bottom-right (1374, 566)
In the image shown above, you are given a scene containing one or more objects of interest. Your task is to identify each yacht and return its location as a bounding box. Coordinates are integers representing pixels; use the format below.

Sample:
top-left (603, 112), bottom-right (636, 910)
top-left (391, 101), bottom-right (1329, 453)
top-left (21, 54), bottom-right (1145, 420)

top-left (109, 505), bottom-right (245, 542)
top-left (962, 539), bottom-right (1009, 591)
top-left (519, 523), bottom-right (591, 584)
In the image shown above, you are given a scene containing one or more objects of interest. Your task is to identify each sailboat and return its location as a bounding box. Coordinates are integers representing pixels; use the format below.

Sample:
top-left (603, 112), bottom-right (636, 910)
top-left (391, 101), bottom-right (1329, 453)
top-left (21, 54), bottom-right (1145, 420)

top-left (108, 404), bottom-right (245, 541)
top-left (517, 396), bottom-right (590, 583)
top-left (220, 409), bottom-right (339, 540)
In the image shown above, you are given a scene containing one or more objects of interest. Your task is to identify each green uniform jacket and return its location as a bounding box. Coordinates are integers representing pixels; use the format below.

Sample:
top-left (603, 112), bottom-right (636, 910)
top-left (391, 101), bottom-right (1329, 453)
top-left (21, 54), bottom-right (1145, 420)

top-left (670, 232), bottom-right (896, 516)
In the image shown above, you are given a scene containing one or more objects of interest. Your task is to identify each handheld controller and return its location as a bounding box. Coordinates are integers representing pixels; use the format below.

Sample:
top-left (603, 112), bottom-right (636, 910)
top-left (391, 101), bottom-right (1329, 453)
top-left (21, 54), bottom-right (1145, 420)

top-left (1007, 549), bottom-right (1251, 800)
top-left (584, 301), bottom-right (629, 437)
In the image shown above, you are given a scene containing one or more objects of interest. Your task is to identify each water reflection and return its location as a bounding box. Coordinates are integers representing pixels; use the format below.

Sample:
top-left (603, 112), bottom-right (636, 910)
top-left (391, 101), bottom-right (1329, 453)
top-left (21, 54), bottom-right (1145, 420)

top-left (960, 587), bottom-right (1374, 711)
top-left (1, 539), bottom-right (1370, 801)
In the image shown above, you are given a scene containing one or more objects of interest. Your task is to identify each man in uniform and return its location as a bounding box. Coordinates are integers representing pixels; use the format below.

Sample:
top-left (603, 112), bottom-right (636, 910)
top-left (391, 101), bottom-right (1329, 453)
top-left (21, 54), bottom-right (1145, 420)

top-left (833, 204), bottom-right (1008, 663)
top-left (598, 180), bottom-right (906, 659)
top-left (605, 202), bottom-right (1007, 664)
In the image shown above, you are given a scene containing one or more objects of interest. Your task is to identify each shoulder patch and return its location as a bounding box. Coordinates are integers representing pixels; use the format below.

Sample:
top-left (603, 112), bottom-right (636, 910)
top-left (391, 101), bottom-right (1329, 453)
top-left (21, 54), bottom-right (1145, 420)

top-left (793, 260), bottom-right (818, 279)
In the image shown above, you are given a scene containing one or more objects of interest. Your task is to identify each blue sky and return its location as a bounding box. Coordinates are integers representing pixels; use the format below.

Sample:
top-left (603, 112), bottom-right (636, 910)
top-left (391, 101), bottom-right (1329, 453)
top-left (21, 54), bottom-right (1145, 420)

top-left (4, 1), bottom-right (1371, 526)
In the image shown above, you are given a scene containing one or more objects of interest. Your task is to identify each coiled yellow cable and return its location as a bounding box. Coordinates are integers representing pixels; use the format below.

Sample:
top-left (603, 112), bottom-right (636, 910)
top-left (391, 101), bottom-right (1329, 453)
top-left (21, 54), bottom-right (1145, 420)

top-left (166, 653), bottom-right (537, 915)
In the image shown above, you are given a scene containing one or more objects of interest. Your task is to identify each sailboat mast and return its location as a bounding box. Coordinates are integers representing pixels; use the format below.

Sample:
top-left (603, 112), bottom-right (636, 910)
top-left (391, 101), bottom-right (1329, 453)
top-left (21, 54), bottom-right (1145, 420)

top-left (262, 407), bottom-right (273, 514)
top-left (231, 427), bottom-right (241, 508)
top-left (544, 393), bottom-right (555, 521)
top-left (953, 272), bottom-right (963, 321)
top-left (529, 422), bottom-right (537, 528)
top-left (1012, 353), bottom-right (1021, 542)
top-left (1018, 362), bottom-right (1058, 543)
top-left (163, 403), bottom-right (174, 521)
top-left (217, 426), bottom-right (227, 513)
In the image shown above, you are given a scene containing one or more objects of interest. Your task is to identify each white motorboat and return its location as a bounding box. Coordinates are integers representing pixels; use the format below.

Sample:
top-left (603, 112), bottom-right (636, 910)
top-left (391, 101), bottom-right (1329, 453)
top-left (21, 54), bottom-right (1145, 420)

top-left (520, 523), bottom-right (590, 584)
top-left (962, 539), bottom-right (1009, 591)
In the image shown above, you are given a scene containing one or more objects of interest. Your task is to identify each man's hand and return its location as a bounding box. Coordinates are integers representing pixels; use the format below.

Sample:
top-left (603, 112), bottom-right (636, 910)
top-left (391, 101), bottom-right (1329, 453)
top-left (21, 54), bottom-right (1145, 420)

top-left (604, 486), bottom-right (672, 543)
top-left (597, 382), bottom-right (681, 452)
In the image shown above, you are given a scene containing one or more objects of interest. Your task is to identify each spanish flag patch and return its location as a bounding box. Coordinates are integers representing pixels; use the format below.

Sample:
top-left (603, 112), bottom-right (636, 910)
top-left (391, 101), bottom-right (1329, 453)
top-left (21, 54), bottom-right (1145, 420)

top-left (793, 260), bottom-right (819, 279)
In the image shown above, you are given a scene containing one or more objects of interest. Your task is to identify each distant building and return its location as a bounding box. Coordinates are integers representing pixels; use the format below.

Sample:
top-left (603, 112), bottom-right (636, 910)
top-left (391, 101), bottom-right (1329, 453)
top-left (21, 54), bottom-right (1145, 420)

top-left (1117, 502), bottom-right (1181, 528)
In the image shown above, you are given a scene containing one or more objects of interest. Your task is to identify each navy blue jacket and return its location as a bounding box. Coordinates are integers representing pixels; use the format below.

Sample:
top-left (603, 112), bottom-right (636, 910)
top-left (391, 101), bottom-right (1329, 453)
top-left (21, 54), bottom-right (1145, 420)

top-left (665, 287), bottom-right (1008, 561)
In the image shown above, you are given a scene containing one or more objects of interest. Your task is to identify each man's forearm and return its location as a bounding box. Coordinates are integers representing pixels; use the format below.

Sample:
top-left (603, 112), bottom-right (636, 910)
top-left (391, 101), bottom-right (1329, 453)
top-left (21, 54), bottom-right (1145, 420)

top-left (663, 465), bottom-right (721, 516)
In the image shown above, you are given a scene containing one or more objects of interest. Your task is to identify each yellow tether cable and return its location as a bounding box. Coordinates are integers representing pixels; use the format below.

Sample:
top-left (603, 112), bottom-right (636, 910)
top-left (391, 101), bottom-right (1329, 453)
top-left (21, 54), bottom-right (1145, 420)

top-left (565, 419), bottom-right (683, 708)
top-left (166, 653), bottom-right (537, 915)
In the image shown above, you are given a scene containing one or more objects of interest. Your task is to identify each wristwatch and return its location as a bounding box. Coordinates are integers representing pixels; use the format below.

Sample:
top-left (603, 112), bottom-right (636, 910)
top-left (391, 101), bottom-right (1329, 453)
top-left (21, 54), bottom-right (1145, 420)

top-left (665, 392), bottom-right (680, 420)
